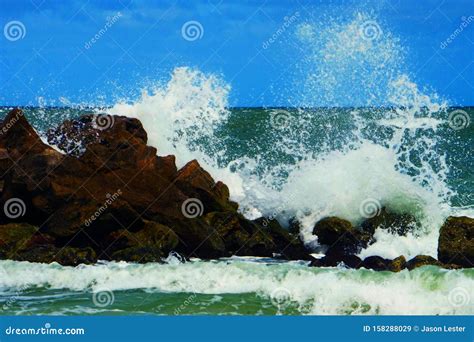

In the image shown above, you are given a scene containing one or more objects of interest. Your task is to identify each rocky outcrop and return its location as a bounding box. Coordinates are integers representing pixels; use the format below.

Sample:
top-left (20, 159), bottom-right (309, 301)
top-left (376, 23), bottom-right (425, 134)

top-left (0, 109), bottom-right (311, 265)
top-left (1, 109), bottom-right (472, 270)
top-left (310, 212), bottom-right (473, 270)
top-left (438, 216), bottom-right (474, 267)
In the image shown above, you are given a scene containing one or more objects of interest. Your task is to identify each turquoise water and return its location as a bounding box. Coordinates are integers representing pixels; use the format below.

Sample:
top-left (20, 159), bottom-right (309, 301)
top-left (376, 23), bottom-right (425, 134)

top-left (0, 105), bottom-right (473, 315)
top-left (1, 258), bottom-right (474, 315)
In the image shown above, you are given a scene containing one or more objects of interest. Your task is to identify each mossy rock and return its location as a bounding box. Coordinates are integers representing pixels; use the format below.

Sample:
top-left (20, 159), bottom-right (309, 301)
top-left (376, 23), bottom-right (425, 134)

top-left (0, 223), bottom-right (39, 256)
top-left (360, 207), bottom-right (419, 236)
top-left (438, 216), bottom-right (474, 268)
top-left (107, 220), bottom-right (179, 261)
top-left (17, 245), bottom-right (97, 265)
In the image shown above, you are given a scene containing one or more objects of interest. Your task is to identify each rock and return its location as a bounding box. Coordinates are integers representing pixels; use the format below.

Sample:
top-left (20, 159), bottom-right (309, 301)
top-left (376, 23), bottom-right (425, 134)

top-left (18, 246), bottom-right (97, 266)
top-left (106, 221), bottom-right (179, 262)
top-left (175, 160), bottom-right (238, 213)
top-left (389, 255), bottom-right (407, 272)
top-left (310, 251), bottom-right (363, 268)
top-left (0, 223), bottom-right (42, 257)
top-left (406, 255), bottom-right (443, 270)
top-left (0, 110), bottom-right (378, 267)
top-left (362, 255), bottom-right (407, 272)
top-left (438, 216), bottom-right (474, 268)
top-left (253, 217), bottom-right (311, 260)
top-left (313, 217), bottom-right (371, 255)
top-left (362, 256), bottom-right (390, 271)
top-left (288, 217), bottom-right (302, 236)
top-left (0, 222), bottom-right (96, 265)
top-left (360, 207), bottom-right (419, 236)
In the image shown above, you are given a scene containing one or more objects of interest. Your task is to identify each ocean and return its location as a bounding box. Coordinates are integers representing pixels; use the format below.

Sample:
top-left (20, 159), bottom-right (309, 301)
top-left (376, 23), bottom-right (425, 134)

top-left (0, 11), bottom-right (473, 316)
top-left (0, 104), bottom-right (472, 315)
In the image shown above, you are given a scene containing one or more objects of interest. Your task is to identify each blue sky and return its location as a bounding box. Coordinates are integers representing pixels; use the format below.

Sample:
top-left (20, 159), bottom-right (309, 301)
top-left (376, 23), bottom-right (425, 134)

top-left (0, 0), bottom-right (473, 107)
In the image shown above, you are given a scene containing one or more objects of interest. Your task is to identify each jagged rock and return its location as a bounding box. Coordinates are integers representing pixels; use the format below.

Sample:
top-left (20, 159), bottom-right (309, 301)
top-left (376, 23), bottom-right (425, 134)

top-left (253, 217), bottom-right (311, 260)
top-left (175, 160), bottom-right (238, 213)
top-left (438, 216), bottom-right (474, 268)
top-left (106, 221), bottom-right (179, 262)
top-left (200, 212), bottom-right (311, 259)
top-left (0, 109), bottom-right (401, 267)
top-left (360, 207), bottom-right (419, 236)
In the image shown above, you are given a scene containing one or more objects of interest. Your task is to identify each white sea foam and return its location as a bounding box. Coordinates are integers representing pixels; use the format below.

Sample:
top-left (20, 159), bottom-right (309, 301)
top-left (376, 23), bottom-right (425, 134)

top-left (106, 12), bottom-right (469, 260)
top-left (0, 259), bottom-right (472, 315)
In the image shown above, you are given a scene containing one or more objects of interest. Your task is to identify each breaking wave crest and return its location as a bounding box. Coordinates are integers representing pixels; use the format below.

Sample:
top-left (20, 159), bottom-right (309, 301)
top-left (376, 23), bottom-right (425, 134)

top-left (104, 12), bottom-right (472, 259)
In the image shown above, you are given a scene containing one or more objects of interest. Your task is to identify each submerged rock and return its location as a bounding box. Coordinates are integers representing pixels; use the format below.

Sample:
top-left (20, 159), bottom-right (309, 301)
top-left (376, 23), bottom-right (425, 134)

top-left (360, 207), bottom-right (419, 236)
top-left (438, 216), bottom-right (474, 268)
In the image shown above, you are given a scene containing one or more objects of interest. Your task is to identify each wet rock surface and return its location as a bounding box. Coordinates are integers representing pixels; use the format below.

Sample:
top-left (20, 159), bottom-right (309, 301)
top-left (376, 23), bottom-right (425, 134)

top-left (0, 109), bottom-right (310, 265)
top-left (0, 108), bottom-right (471, 270)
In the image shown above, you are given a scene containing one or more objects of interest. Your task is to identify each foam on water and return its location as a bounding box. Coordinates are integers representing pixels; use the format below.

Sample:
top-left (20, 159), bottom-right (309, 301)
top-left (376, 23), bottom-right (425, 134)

top-left (0, 259), bottom-right (473, 315)
top-left (104, 12), bottom-right (469, 259)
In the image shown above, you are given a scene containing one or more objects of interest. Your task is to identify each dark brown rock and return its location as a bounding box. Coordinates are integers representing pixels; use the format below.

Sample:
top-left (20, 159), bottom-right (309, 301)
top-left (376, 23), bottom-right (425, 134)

top-left (310, 251), bottom-right (363, 268)
top-left (313, 217), bottom-right (371, 255)
top-left (406, 255), bottom-right (443, 270)
top-left (254, 217), bottom-right (311, 260)
top-left (362, 256), bottom-right (391, 271)
top-left (17, 245), bottom-right (97, 266)
top-left (438, 216), bottom-right (474, 268)
top-left (107, 221), bottom-right (179, 262)
top-left (175, 160), bottom-right (238, 213)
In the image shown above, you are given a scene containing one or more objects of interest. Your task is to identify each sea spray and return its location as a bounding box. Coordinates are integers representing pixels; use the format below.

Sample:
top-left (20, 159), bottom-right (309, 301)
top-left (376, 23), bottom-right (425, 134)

top-left (101, 12), bottom-right (467, 259)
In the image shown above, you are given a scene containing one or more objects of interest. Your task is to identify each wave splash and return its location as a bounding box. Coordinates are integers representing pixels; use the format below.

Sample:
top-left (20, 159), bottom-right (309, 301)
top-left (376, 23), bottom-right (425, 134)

top-left (1, 259), bottom-right (473, 315)
top-left (108, 12), bottom-right (468, 259)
